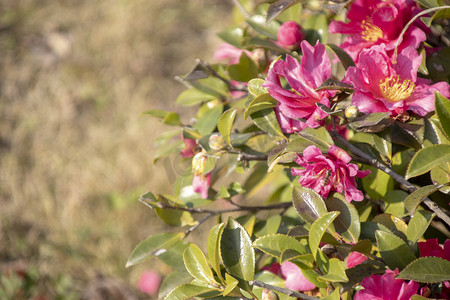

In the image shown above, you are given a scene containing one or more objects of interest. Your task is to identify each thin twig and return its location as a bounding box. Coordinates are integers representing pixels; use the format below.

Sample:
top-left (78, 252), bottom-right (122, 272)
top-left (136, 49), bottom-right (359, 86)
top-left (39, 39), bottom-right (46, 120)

top-left (227, 149), bottom-right (268, 161)
top-left (232, 0), bottom-right (250, 18)
top-left (249, 280), bottom-right (320, 300)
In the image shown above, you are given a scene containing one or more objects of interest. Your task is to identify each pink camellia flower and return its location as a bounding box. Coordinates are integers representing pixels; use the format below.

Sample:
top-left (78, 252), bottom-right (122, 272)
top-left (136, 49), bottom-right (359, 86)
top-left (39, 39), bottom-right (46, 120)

top-left (213, 43), bottom-right (253, 65)
top-left (138, 270), bottom-right (161, 295)
top-left (180, 135), bottom-right (198, 158)
top-left (418, 239), bottom-right (450, 260)
top-left (263, 41), bottom-right (337, 133)
top-left (262, 262), bottom-right (315, 292)
top-left (277, 21), bottom-right (304, 50)
top-left (346, 252), bottom-right (368, 268)
top-left (291, 145), bottom-right (370, 202)
top-left (345, 44), bottom-right (450, 118)
top-left (354, 269), bottom-right (419, 300)
top-left (329, 0), bottom-right (428, 62)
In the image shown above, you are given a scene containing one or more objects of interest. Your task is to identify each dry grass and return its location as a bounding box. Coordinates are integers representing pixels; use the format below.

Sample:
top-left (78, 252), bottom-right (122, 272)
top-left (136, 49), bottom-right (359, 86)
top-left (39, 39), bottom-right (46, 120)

top-left (0, 0), bottom-right (232, 298)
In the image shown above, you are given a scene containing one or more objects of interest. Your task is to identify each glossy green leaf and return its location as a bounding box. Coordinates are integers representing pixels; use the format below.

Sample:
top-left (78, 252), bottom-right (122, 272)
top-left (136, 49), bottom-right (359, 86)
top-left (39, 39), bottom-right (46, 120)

top-left (384, 190), bottom-right (409, 218)
top-left (300, 268), bottom-right (327, 289)
top-left (207, 223), bottom-right (225, 283)
top-left (375, 230), bottom-right (416, 270)
top-left (404, 184), bottom-right (440, 214)
top-left (193, 104), bottom-right (224, 135)
top-left (236, 214), bottom-right (256, 237)
top-left (360, 222), bottom-right (392, 243)
top-left (416, 0), bottom-right (441, 8)
top-left (250, 108), bottom-right (285, 139)
top-left (254, 215), bottom-right (282, 237)
top-left (244, 94), bottom-right (277, 119)
top-left (159, 112), bottom-right (181, 125)
top-left (143, 109), bottom-right (169, 119)
top-left (321, 288), bottom-right (340, 300)
top-left (157, 240), bottom-right (190, 271)
top-left (303, 13), bottom-right (328, 43)
top-left (218, 108), bottom-right (237, 147)
top-left (164, 283), bottom-right (221, 300)
top-left (405, 144), bottom-right (450, 179)
top-left (266, 0), bottom-right (301, 23)
top-left (397, 257), bottom-right (450, 283)
top-left (407, 210), bottom-right (435, 244)
top-left (158, 270), bottom-right (192, 299)
top-left (217, 25), bottom-right (244, 48)
top-left (220, 217), bottom-right (255, 290)
top-left (228, 53), bottom-right (259, 82)
top-left (223, 273), bottom-right (239, 296)
top-left (372, 213), bottom-right (408, 241)
top-left (361, 165), bottom-right (395, 200)
top-left (126, 232), bottom-right (183, 267)
top-left (349, 112), bottom-right (392, 132)
top-left (326, 194), bottom-right (361, 244)
top-left (372, 129), bottom-right (392, 162)
top-left (246, 15), bottom-right (280, 40)
top-left (253, 233), bottom-right (309, 259)
top-left (297, 126), bottom-right (333, 151)
top-left (436, 92), bottom-right (450, 139)
top-left (247, 78), bottom-right (268, 97)
top-left (326, 44), bottom-right (355, 70)
top-left (292, 186), bottom-right (328, 224)
top-left (183, 243), bottom-right (218, 285)
top-left (431, 162), bottom-right (450, 194)
top-left (280, 250), bottom-right (315, 270)
top-left (309, 211), bottom-right (340, 259)
top-left (176, 89), bottom-right (216, 106)
top-left (317, 258), bottom-right (349, 283)
top-left (155, 206), bottom-right (196, 227)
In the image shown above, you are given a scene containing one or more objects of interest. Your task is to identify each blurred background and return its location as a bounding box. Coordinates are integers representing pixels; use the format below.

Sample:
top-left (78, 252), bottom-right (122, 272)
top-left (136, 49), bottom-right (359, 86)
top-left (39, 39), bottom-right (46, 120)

top-left (0, 0), bottom-right (232, 298)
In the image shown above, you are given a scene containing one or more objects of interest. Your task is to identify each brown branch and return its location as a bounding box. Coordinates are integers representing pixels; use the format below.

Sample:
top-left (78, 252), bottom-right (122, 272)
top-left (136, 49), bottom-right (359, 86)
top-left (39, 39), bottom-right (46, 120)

top-left (249, 280), bottom-right (320, 300)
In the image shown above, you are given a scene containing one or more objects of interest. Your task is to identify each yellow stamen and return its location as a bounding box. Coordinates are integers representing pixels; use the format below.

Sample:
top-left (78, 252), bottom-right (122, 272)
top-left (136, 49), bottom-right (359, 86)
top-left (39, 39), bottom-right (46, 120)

top-left (361, 19), bottom-right (383, 42)
top-left (379, 75), bottom-right (415, 102)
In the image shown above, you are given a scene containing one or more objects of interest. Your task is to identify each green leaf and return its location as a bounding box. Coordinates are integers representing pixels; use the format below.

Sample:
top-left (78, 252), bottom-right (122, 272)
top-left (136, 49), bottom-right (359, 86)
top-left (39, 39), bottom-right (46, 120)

top-left (435, 92), bottom-right (450, 139)
top-left (253, 233), bottom-right (309, 259)
top-left (416, 0), bottom-right (441, 8)
top-left (157, 240), bottom-right (190, 270)
top-left (217, 25), bottom-right (244, 48)
top-left (360, 222), bottom-right (392, 243)
top-left (247, 78), bottom-right (268, 97)
top-left (155, 206), bottom-right (196, 227)
top-left (326, 193), bottom-right (361, 244)
top-left (372, 213), bottom-right (408, 241)
top-left (218, 108), bottom-right (237, 147)
top-left (191, 77), bottom-right (228, 98)
top-left (375, 230), bottom-right (416, 270)
top-left (349, 112), bottom-right (392, 132)
top-left (407, 210), bottom-right (435, 244)
top-left (361, 165), bottom-right (394, 200)
top-left (266, 0), bottom-right (301, 23)
top-left (384, 190), bottom-right (409, 218)
top-left (250, 108), bottom-right (286, 139)
top-left (280, 250), bottom-right (315, 270)
top-left (309, 211), bottom-right (340, 259)
top-left (176, 89), bottom-right (216, 106)
top-left (321, 288), bottom-right (340, 300)
top-left (405, 144), bottom-right (450, 179)
top-left (228, 53), bottom-right (259, 82)
top-left (126, 232), bottom-right (183, 267)
top-left (244, 94), bottom-right (277, 119)
top-left (300, 268), bottom-right (328, 289)
top-left (317, 258), bottom-right (349, 283)
top-left (183, 243), bottom-right (218, 285)
top-left (143, 109), bottom-right (169, 119)
top-left (246, 15), bottom-right (280, 40)
top-left (220, 217), bottom-right (255, 290)
top-left (158, 271), bottom-right (192, 299)
top-left (254, 215), bottom-right (282, 237)
top-left (194, 104), bottom-right (224, 135)
top-left (372, 129), bottom-right (392, 163)
top-left (165, 283), bottom-right (221, 300)
top-left (303, 13), bottom-right (328, 44)
top-left (326, 44), bottom-right (355, 70)
top-left (207, 223), bottom-right (225, 283)
top-left (297, 126), bottom-right (334, 151)
top-left (223, 274), bottom-right (239, 296)
top-left (397, 257), bottom-right (450, 283)
top-left (292, 186), bottom-right (328, 224)
top-left (404, 184), bottom-right (440, 214)
top-left (431, 162), bottom-right (450, 194)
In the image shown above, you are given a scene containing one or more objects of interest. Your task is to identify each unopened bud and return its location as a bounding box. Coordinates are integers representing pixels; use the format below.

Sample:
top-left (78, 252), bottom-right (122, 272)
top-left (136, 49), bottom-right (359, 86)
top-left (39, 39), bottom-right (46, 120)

top-left (344, 105), bottom-right (359, 120)
top-left (192, 152), bottom-right (208, 175)
top-left (262, 289), bottom-right (279, 300)
top-left (277, 21), bottom-right (304, 51)
top-left (209, 133), bottom-right (227, 151)
top-left (251, 48), bottom-right (266, 68)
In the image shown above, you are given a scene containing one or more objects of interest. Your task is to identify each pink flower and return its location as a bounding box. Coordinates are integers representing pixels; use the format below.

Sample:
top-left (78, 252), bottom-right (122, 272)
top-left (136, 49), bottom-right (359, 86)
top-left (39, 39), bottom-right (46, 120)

top-left (193, 173), bottom-right (211, 199)
top-left (346, 252), bottom-right (368, 268)
top-left (263, 41), bottom-right (337, 133)
top-left (138, 271), bottom-right (161, 295)
top-left (277, 21), bottom-right (304, 50)
top-left (180, 135), bottom-right (198, 158)
top-left (214, 43), bottom-right (252, 65)
top-left (263, 262), bottom-right (315, 291)
top-left (291, 145), bottom-right (370, 202)
top-left (354, 269), bottom-right (419, 300)
top-left (418, 239), bottom-right (450, 260)
top-left (329, 0), bottom-right (428, 62)
top-left (345, 45), bottom-right (450, 117)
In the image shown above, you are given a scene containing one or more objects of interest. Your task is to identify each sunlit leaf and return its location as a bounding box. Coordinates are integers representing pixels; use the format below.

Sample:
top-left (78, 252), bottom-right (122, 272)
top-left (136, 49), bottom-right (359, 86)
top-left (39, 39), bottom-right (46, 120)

top-left (176, 89), bottom-right (217, 106)
top-left (207, 223), bottom-right (225, 283)
top-left (244, 94), bottom-right (277, 119)
top-left (183, 243), bottom-right (218, 285)
top-left (164, 283), bottom-right (221, 300)
top-left (435, 92), bottom-right (450, 139)
top-left (309, 211), bottom-right (340, 259)
top-left (407, 210), bottom-right (435, 244)
top-left (266, 0), bottom-right (301, 23)
top-left (194, 104), bottom-right (224, 135)
top-left (375, 230), bottom-right (416, 270)
top-left (404, 184), bottom-right (440, 214)
top-left (217, 25), bottom-right (244, 48)
top-left (228, 53), bottom-right (259, 82)
top-left (247, 78), bottom-right (268, 97)
top-left (397, 257), bottom-right (450, 283)
top-left (250, 108), bottom-right (286, 139)
top-left (218, 108), bottom-right (237, 147)
top-left (246, 15), bottom-right (280, 40)
top-left (317, 258), bottom-right (349, 283)
top-left (292, 186), bottom-right (328, 224)
top-left (253, 233), bottom-right (309, 259)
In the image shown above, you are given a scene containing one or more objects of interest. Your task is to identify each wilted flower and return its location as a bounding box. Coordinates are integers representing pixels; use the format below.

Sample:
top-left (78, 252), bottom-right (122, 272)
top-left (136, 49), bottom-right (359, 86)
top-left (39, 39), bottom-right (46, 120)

top-left (192, 151), bottom-right (211, 199)
top-left (354, 269), bottom-right (419, 300)
top-left (345, 45), bottom-right (450, 117)
top-left (213, 43), bottom-right (253, 65)
top-left (263, 41), bottom-right (336, 133)
top-left (277, 21), bottom-right (304, 51)
top-left (138, 271), bottom-right (161, 295)
top-left (329, 0), bottom-right (427, 61)
top-left (291, 145), bottom-right (370, 202)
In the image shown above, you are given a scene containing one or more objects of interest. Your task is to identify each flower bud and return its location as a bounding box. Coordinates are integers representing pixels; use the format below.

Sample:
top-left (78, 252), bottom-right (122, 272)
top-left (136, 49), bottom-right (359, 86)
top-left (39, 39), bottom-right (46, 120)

top-left (277, 21), bottom-right (304, 51)
top-left (344, 105), bottom-right (359, 120)
top-left (209, 133), bottom-right (226, 151)
top-left (192, 152), bottom-right (208, 175)
top-left (262, 289), bottom-right (279, 300)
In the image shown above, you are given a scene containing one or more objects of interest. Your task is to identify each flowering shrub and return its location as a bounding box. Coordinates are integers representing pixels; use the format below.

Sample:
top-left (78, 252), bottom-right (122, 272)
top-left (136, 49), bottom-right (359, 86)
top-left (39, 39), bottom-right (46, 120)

top-left (127, 1), bottom-right (450, 299)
